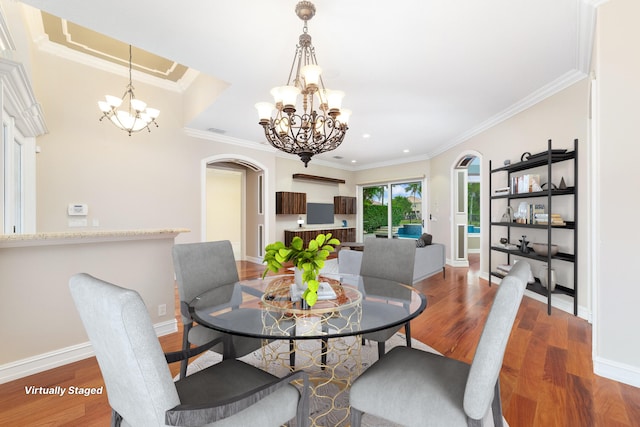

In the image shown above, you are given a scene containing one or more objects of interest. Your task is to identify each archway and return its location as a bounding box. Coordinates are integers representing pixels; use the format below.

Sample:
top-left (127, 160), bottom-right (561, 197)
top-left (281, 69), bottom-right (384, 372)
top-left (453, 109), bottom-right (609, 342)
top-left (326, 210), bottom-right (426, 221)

top-left (451, 151), bottom-right (482, 269)
top-left (201, 154), bottom-right (268, 262)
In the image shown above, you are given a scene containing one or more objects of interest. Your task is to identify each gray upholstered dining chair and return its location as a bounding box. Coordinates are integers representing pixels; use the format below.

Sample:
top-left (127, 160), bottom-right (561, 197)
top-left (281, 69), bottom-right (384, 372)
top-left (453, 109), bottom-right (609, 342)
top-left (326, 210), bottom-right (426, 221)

top-left (172, 241), bottom-right (262, 379)
top-left (349, 260), bottom-right (531, 427)
top-left (359, 237), bottom-right (416, 359)
top-left (69, 273), bottom-right (309, 427)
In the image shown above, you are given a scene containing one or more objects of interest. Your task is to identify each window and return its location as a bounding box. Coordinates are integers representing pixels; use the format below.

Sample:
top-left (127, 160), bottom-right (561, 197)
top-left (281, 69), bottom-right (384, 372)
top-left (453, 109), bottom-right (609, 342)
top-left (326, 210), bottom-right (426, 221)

top-left (362, 180), bottom-right (424, 239)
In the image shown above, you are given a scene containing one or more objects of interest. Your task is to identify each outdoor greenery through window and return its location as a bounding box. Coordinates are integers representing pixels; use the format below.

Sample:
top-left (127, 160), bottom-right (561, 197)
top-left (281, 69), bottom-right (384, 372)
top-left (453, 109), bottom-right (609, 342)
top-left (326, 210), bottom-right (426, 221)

top-left (363, 181), bottom-right (423, 238)
top-left (468, 182), bottom-right (480, 227)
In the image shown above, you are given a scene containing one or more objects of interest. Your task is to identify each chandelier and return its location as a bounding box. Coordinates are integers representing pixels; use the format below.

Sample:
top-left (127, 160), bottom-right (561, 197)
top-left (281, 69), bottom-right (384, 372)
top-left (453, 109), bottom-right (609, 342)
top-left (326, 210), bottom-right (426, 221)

top-left (98, 45), bottom-right (160, 136)
top-left (255, 1), bottom-right (351, 167)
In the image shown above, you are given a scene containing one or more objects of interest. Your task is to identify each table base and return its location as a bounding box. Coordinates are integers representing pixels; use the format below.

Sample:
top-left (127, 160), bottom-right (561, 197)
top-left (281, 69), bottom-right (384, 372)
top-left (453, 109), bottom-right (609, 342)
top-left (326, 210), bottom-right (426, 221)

top-left (257, 336), bottom-right (362, 427)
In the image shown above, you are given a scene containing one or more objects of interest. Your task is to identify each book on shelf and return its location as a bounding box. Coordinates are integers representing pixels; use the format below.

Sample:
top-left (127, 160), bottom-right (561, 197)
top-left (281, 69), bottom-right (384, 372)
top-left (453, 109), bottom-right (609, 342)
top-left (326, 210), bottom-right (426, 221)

top-left (536, 213), bottom-right (566, 226)
top-left (515, 203), bottom-right (546, 224)
top-left (532, 204), bottom-right (546, 224)
top-left (514, 174), bottom-right (541, 194)
top-left (494, 187), bottom-right (510, 196)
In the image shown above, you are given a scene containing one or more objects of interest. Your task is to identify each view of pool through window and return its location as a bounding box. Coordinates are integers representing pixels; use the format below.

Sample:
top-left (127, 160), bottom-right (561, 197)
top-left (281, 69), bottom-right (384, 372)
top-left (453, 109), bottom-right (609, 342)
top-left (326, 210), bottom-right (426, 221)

top-left (362, 181), bottom-right (423, 239)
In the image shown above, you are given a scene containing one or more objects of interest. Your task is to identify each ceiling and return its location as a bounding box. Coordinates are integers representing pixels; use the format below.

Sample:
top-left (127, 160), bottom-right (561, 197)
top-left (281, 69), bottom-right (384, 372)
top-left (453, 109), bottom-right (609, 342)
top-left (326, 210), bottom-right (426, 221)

top-left (19, 0), bottom-right (596, 170)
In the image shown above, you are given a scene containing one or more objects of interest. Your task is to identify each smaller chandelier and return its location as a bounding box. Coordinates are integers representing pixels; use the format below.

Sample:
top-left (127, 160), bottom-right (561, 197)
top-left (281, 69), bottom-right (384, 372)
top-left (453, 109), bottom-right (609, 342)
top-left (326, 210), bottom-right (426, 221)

top-left (255, 1), bottom-right (351, 167)
top-left (98, 45), bottom-right (160, 136)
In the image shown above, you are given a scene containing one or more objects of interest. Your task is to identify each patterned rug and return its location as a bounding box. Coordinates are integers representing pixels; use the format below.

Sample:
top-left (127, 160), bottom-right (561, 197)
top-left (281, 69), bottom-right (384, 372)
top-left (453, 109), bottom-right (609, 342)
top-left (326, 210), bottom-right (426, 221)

top-left (183, 333), bottom-right (509, 426)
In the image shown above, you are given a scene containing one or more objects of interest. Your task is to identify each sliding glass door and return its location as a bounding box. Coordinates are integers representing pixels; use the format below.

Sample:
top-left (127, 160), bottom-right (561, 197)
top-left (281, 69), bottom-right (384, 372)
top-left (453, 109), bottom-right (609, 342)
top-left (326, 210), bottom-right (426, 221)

top-left (361, 180), bottom-right (423, 240)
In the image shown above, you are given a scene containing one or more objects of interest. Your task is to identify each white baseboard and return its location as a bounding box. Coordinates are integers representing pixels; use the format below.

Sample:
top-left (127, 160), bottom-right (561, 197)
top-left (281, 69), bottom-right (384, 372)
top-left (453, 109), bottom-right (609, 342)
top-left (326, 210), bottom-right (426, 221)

top-left (245, 255), bottom-right (262, 264)
top-left (0, 319), bottom-right (177, 384)
top-left (594, 356), bottom-right (640, 388)
top-left (480, 272), bottom-right (591, 321)
top-left (447, 258), bottom-right (469, 268)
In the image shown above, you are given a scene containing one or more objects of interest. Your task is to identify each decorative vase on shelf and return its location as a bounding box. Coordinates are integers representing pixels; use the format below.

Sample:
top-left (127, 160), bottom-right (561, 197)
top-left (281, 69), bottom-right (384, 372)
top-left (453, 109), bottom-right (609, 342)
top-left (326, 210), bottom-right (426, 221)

top-left (539, 264), bottom-right (556, 292)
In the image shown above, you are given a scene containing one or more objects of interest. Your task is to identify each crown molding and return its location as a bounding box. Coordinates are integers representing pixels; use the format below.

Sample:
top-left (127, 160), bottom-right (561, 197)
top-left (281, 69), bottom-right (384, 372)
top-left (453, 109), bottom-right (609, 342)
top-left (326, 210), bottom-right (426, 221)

top-left (184, 127), bottom-right (360, 171)
top-left (184, 127), bottom-right (273, 152)
top-left (349, 152), bottom-right (432, 171)
top-left (428, 69), bottom-right (588, 159)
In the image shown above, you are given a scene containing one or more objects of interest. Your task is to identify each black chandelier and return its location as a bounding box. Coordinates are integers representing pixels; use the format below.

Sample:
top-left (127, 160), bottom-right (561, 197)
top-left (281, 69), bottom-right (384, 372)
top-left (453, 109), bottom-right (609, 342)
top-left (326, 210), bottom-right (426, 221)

top-left (255, 1), bottom-right (351, 167)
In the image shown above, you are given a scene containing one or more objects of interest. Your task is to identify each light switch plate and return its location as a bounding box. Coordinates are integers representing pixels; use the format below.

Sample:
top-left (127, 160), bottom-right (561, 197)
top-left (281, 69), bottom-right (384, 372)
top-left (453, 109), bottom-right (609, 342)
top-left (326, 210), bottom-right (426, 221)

top-left (68, 203), bottom-right (88, 216)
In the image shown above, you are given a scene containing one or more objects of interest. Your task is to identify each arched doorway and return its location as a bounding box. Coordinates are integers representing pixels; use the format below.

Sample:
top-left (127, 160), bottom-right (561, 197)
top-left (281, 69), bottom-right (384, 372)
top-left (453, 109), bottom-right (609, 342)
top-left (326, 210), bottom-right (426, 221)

top-left (201, 155), bottom-right (268, 262)
top-left (451, 152), bottom-right (482, 269)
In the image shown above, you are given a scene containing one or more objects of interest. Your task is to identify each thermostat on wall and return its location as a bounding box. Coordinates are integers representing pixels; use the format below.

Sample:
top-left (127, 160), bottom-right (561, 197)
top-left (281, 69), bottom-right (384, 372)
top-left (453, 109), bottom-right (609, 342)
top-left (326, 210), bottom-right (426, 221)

top-left (68, 203), bottom-right (88, 216)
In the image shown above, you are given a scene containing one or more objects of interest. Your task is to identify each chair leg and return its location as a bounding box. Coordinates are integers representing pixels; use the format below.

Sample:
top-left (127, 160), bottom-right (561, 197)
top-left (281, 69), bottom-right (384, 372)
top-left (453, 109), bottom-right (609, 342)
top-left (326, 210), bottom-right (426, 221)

top-left (111, 408), bottom-right (123, 427)
top-left (289, 339), bottom-right (295, 368)
top-left (180, 323), bottom-right (192, 379)
top-left (350, 407), bottom-right (363, 427)
top-left (492, 379), bottom-right (504, 427)
top-left (377, 341), bottom-right (385, 359)
top-left (405, 322), bottom-right (412, 347)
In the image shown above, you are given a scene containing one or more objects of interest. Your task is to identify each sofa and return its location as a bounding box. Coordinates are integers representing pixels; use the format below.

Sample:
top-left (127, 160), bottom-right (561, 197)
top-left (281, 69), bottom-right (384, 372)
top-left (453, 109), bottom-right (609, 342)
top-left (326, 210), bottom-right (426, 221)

top-left (338, 238), bottom-right (446, 284)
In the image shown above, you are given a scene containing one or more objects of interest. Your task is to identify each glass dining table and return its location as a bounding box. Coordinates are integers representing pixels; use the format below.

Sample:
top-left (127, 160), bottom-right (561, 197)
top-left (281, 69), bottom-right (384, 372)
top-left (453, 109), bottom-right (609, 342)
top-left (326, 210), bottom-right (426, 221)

top-left (188, 273), bottom-right (427, 426)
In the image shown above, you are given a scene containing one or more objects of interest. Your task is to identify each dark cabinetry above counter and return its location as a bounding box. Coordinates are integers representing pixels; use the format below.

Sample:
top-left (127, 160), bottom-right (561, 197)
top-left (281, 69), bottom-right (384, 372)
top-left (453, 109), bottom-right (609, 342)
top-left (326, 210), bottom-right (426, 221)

top-left (275, 192), bottom-right (306, 214)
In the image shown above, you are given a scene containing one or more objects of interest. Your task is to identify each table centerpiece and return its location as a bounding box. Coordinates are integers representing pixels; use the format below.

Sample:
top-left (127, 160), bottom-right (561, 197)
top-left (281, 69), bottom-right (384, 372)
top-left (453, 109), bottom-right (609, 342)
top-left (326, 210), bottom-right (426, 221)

top-left (262, 233), bottom-right (340, 307)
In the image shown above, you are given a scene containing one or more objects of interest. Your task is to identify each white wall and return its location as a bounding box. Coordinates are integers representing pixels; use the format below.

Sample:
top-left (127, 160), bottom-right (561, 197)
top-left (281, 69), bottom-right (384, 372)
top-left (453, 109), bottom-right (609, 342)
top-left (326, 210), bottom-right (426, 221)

top-left (206, 167), bottom-right (242, 257)
top-left (593, 0), bottom-right (640, 387)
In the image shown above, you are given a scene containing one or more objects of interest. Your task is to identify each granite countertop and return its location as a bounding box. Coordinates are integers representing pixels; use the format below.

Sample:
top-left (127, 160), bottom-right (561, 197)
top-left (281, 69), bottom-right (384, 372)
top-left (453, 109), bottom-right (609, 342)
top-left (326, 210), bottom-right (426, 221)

top-left (0, 228), bottom-right (190, 248)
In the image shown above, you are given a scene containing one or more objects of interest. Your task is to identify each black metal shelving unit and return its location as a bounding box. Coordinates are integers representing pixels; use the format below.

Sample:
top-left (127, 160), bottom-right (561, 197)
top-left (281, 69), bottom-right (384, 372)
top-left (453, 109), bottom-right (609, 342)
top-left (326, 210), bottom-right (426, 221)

top-left (489, 139), bottom-right (578, 315)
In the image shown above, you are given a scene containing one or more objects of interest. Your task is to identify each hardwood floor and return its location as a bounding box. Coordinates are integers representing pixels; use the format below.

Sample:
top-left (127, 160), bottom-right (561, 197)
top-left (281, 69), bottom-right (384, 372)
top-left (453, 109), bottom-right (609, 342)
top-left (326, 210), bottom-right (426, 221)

top-left (1, 255), bottom-right (638, 426)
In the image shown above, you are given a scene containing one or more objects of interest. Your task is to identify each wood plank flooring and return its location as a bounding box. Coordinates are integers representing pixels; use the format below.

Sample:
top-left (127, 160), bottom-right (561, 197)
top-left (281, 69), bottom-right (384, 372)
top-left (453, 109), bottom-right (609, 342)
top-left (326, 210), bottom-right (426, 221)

top-left (1, 255), bottom-right (638, 426)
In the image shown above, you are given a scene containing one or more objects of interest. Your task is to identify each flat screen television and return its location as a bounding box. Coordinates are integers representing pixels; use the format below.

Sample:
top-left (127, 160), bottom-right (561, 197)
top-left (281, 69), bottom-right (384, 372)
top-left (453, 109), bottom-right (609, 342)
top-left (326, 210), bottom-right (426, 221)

top-left (306, 203), bottom-right (334, 224)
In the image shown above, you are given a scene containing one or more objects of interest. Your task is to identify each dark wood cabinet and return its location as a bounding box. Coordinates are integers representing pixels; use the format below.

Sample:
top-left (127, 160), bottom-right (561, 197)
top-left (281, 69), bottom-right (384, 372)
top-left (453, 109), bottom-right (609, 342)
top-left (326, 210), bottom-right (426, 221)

top-left (285, 228), bottom-right (356, 247)
top-left (334, 196), bottom-right (356, 214)
top-left (276, 191), bottom-right (306, 214)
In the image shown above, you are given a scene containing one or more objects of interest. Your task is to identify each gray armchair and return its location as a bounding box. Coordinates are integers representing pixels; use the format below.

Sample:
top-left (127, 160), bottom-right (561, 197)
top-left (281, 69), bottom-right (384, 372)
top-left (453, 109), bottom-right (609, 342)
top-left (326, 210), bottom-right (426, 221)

top-left (172, 241), bottom-right (262, 378)
top-left (360, 237), bottom-right (417, 359)
top-left (69, 273), bottom-right (309, 427)
top-left (349, 261), bottom-right (531, 427)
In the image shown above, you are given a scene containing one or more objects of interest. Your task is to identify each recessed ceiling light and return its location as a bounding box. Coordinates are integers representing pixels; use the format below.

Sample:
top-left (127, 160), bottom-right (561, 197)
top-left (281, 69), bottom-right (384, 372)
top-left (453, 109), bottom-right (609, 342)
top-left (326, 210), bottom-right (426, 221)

top-left (403, 149), bottom-right (410, 153)
top-left (362, 133), bottom-right (371, 139)
top-left (351, 160), bottom-right (357, 163)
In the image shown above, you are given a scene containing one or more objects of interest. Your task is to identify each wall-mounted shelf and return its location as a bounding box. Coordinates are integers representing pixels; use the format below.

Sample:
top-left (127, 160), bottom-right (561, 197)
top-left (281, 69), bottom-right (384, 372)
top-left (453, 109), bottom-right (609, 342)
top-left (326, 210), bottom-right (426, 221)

top-left (292, 174), bottom-right (346, 184)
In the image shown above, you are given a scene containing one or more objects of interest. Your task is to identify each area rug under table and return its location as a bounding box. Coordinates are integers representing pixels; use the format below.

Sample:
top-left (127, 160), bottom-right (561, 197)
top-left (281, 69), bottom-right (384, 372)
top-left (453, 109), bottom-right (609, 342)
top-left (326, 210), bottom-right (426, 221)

top-left (183, 333), bottom-right (507, 427)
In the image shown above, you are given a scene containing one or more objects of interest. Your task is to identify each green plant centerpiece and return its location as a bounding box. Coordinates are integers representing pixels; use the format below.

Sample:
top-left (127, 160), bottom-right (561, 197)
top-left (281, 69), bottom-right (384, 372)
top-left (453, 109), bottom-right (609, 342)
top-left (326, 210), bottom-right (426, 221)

top-left (262, 233), bottom-right (340, 307)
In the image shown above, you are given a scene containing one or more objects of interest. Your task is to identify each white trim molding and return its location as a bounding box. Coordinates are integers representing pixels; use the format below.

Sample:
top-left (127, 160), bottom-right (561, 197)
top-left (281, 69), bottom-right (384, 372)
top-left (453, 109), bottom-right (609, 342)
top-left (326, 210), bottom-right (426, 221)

top-left (0, 319), bottom-right (177, 384)
top-left (594, 356), bottom-right (640, 389)
top-left (482, 272), bottom-right (591, 321)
